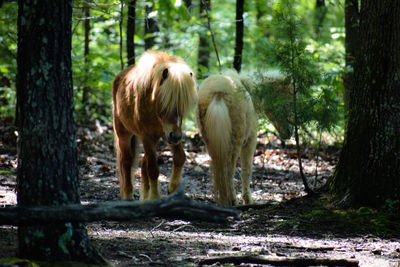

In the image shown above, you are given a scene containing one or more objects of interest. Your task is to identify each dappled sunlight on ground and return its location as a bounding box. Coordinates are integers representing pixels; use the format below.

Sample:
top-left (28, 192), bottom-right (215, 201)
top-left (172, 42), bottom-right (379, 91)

top-left (1, 122), bottom-right (399, 266)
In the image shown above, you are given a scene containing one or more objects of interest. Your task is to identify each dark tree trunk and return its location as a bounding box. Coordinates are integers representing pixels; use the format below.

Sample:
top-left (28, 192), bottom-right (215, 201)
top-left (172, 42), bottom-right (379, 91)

top-left (127, 0), bottom-right (136, 66)
top-left (314, 0), bottom-right (327, 38)
top-left (82, 3), bottom-right (91, 104)
top-left (16, 0), bottom-right (104, 263)
top-left (343, 0), bottom-right (359, 110)
top-left (233, 0), bottom-right (244, 72)
top-left (255, 0), bottom-right (264, 24)
top-left (197, 0), bottom-right (211, 78)
top-left (144, 0), bottom-right (158, 50)
top-left (328, 1), bottom-right (400, 208)
top-left (183, 0), bottom-right (192, 11)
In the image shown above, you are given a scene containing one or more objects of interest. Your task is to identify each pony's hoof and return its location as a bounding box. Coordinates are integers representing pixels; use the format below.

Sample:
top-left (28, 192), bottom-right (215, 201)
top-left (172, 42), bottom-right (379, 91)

top-left (120, 193), bottom-right (133, 201)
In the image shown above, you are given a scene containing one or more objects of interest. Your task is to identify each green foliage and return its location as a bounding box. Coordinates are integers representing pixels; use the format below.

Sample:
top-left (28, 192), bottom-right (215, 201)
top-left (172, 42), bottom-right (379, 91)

top-left (0, 1), bottom-right (17, 118)
top-left (1, 0), bottom-right (346, 140)
top-left (251, 0), bottom-right (344, 141)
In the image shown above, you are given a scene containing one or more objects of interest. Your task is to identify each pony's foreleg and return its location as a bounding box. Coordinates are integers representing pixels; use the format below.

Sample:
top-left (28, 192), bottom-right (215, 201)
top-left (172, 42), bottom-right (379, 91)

top-left (240, 132), bottom-right (257, 205)
top-left (168, 143), bottom-right (186, 194)
top-left (116, 133), bottom-right (135, 200)
top-left (141, 138), bottom-right (160, 200)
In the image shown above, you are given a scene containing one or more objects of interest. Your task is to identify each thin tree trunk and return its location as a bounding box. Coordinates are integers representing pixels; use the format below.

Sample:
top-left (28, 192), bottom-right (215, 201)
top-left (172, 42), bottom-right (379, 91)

top-left (82, 3), bottom-right (91, 104)
top-left (16, 0), bottom-right (104, 264)
top-left (127, 0), bottom-right (136, 66)
top-left (233, 0), bottom-right (244, 72)
top-left (144, 0), bottom-right (158, 50)
top-left (314, 0), bottom-right (327, 38)
top-left (119, 0), bottom-right (124, 70)
top-left (198, 0), bottom-right (211, 78)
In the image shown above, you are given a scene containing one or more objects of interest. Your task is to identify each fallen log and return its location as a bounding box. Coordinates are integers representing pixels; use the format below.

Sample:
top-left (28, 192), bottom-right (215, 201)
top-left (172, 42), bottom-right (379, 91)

top-left (0, 180), bottom-right (240, 225)
top-left (196, 255), bottom-right (359, 266)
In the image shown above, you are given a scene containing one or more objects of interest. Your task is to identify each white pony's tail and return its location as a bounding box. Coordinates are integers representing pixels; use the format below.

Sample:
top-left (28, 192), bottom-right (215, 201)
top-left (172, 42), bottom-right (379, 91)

top-left (204, 95), bottom-right (234, 205)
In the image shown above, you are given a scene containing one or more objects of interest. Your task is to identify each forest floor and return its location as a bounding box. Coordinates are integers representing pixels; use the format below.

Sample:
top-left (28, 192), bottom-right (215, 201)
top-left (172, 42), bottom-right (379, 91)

top-left (1, 118), bottom-right (400, 266)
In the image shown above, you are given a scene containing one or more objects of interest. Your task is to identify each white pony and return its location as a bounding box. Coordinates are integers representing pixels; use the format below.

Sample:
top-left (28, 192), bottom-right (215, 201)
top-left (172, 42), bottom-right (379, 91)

top-left (196, 70), bottom-right (258, 206)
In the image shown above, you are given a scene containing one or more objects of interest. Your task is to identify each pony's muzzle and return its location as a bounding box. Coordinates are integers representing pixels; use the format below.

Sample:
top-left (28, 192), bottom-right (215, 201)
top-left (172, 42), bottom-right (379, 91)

top-left (167, 131), bottom-right (182, 145)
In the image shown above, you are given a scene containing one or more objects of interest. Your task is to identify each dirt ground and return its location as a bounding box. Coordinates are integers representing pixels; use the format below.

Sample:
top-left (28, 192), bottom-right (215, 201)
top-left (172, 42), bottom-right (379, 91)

top-left (1, 120), bottom-right (399, 266)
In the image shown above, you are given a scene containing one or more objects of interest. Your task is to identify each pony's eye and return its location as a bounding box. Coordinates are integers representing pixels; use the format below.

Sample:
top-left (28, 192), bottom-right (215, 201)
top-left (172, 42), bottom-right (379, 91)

top-left (190, 72), bottom-right (193, 77)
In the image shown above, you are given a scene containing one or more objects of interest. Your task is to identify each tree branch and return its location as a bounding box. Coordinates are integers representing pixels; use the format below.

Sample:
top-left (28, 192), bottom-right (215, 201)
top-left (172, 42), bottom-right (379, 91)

top-left (0, 180), bottom-right (239, 226)
top-left (197, 255), bottom-right (359, 266)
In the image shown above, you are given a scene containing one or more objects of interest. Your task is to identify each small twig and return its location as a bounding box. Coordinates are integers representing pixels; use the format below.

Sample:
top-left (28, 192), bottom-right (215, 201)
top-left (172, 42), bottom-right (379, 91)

top-left (149, 219), bottom-right (166, 238)
top-left (138, 254), bottom-right (153, 262)
top-left (118, 250), bottom-right (138, 260)
top-left (172, 224), bottom-right (197, 232)
top-left (235, 201), bottom-right (277, 211)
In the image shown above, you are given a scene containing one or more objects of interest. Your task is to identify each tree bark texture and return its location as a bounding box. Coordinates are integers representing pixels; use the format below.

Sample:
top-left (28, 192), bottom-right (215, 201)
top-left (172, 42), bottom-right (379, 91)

top-left (233, 0), bottom-right (244, 72)
top-left (127, 0), bottom-right (136, 66)
top-left (329, 1), bottom-right (400, 207)
top-left (16, 0), bottom-right (104, 264)
top-left (197, 0), bottom-right (211, 78)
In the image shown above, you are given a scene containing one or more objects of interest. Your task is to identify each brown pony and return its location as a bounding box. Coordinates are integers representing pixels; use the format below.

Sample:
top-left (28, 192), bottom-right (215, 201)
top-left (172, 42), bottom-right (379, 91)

top-left (112, 50), bottom-right (197, 200)
top-left (196, 70), bottom-right (258, 206)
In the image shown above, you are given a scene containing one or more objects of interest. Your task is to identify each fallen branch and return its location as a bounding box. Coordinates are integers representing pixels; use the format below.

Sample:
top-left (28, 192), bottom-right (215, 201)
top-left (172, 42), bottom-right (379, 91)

top-left (0, 180), bottom-right (239, 225)
top-left (197, 255), bottom-right (359, 266)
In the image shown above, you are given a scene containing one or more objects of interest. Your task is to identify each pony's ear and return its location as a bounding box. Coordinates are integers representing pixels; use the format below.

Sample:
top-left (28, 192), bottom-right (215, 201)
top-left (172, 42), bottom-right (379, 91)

top-left (162, 68), bottom-right (168, 80)
top-left (160, 68), bottom-right (168, 86)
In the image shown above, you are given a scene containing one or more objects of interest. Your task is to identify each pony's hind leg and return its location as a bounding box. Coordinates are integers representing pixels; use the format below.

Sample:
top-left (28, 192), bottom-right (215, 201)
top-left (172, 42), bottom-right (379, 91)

top-left (240, 131), bottom-right (257, 205)
top-left (168, 143), bottom-right (186, 194)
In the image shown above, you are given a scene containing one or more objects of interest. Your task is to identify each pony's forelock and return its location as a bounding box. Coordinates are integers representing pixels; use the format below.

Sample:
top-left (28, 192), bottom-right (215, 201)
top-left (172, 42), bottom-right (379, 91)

top-left (153, 62), bottom-right (197, 119)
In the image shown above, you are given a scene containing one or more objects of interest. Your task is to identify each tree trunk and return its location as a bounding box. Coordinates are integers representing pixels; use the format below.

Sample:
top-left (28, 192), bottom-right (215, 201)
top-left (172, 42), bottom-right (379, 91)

top-left (197, 0), bottom-right (211, 78)
top-left (82, 3), bottom-right (91, 104)
top-left (144, 0), bottom-right (158, 50)
top-left (16, 0), bottom-right (105, 264)
top-left (127, 0), bottom-right (136, 66)
top-left (233, 0), bottom-right (244, 72)
top-left (328, 1), bottom-right (400, 208)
